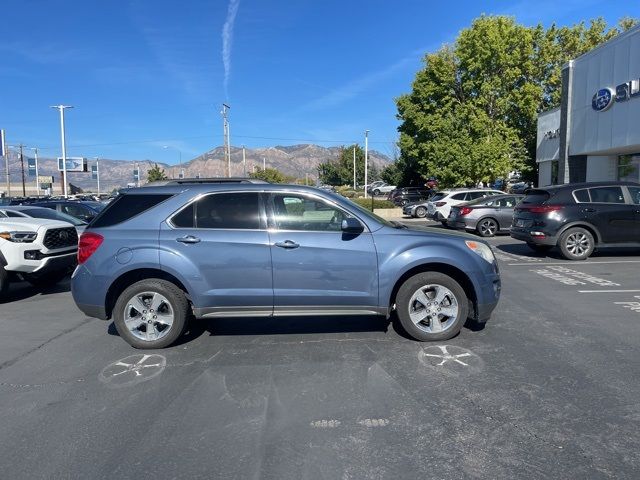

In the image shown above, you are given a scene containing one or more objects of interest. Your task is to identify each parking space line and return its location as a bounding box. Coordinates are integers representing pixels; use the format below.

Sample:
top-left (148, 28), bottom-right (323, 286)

top-left (508, 260), bottom-right (640, 266)
top-left (578, 290), bottom-right (640, 293)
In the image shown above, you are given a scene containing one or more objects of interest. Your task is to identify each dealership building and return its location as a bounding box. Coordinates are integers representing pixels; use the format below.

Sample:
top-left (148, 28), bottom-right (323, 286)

top-left (537, 24), bottom-right (640, 186)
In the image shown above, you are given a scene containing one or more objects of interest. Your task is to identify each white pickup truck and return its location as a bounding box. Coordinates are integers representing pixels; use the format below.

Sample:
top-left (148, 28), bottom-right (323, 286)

top-left (0, 218), bottom-right (78, 296)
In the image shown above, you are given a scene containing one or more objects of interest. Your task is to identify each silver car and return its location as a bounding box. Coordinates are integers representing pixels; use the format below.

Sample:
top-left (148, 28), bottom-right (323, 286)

top-left (446, 194), bottom-right (524, 237)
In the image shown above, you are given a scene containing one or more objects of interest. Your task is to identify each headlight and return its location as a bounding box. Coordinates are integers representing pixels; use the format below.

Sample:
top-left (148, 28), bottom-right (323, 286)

top-left (465, 240), bottom-right (495, 264)
top-left (0, 231), bottom-right (38, 243)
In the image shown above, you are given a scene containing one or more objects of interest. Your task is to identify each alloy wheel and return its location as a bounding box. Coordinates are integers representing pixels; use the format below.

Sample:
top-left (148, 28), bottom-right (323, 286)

top-left (408, 284), bottom-right (459, 334)
top-left (566, 232), bottom-right (590, 257)
top-left (123, 291), bottom-right (175, 342)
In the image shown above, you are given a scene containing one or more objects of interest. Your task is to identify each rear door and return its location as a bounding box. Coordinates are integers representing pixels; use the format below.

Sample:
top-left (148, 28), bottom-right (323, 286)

top-left (584, 186), bottom-right (635, 243)
top-left (626, 186), bottom-right (640, 239)
top-left (267, 192), bottom-right (379, 314)
top-left (160, 191), bottom-right (273, 315)
top-left (494, 196), bottom-right (518, 228)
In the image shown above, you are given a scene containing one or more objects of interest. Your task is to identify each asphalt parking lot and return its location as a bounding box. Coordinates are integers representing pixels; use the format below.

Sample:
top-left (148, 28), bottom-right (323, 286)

top-left (1, 222), bottom-right (639, 479)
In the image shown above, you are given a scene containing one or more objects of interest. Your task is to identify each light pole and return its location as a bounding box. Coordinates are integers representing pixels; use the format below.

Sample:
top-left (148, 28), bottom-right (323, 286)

top-left (163, 145), bottom-right (182, 179)
top-left (263, 157), bottom-right (266, 171)
top-left (95, 157), bottom-right (100, 195)
top-left (221, 103), bottom-right (231, 177)
top-left (1, 129), bottom-right (8, 197)
top-left (353, 146), bottom-right (356, 190)
top-left (51, 105), bottom-right (73, 198)
top-left (242, 145), bottom-right (246, 177)
top-left (31, 148), bottom-right (39, 197)
top-left (364, 130), bottom-right (369, 199)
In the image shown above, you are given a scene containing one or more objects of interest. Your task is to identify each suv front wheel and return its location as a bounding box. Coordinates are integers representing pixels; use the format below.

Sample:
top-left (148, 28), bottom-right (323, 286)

top-left (113, 279), bottom-right (189, 349)
top-left (558, 227), bottom-right (594, 261)
top-left (395, 272), bottom-right (468, 341)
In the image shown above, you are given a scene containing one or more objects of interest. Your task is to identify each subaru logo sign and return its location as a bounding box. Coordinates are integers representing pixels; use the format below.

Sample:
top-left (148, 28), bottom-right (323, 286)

top-left (592, 88), bottom-right (614, 112)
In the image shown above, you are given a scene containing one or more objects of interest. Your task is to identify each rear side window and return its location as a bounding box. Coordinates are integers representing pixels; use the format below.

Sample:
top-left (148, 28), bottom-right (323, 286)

top-left (91, 194), bottom-right (173, 228)
top-left (451, 193), bottom-right (467, 201)
top-left (573, 189), bottom-right (590, 203)
top-left (172, 192), bottom-right (261, 230)
top-left (588, 186), bottom-right (625, 204)
top-left (430, 193), bottom-right (446, 201)
top-left (629, 186), bottom-right (640, 205)
top-left (521, 190), bottom-right (550, 204)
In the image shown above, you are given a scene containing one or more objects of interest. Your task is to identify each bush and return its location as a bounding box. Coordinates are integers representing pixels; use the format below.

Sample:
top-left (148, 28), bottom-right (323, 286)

top-left (351, 198), bottom-right (395, 211)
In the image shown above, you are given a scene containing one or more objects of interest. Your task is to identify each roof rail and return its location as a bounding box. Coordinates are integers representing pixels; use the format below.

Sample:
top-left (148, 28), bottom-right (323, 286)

top-left (143, 177), bottom-right (269, 187)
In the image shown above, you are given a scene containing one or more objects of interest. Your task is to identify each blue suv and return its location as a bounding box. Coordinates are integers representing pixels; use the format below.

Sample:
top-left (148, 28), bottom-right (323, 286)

top-left (71, 183), bottom-right (501, 348)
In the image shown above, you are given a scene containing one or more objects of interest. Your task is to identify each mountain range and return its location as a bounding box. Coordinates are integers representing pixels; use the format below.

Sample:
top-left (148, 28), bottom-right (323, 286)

top-left (0, 144), bottom-right (391, 194)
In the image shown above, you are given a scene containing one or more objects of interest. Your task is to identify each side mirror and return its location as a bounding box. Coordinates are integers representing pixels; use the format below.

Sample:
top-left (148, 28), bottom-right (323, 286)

top-left (341, 217), bottom-right (364, 233)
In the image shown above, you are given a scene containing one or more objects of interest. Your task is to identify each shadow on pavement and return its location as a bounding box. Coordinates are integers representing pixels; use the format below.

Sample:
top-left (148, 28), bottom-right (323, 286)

top-left (0, 278), bottom-right (71, 304)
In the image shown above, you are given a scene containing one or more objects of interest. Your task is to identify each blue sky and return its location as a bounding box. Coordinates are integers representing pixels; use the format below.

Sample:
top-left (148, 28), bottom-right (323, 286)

top-left (1, 0), bottom-right (638, 164)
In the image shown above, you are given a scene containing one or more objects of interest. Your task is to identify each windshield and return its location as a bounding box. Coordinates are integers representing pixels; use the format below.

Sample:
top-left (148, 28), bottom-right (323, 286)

top-left (22, 208), bottom-right (87, 226)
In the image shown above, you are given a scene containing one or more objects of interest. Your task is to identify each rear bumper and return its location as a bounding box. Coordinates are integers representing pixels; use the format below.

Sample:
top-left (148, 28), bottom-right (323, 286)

top-left (510, 228), bottom-right (557, 246)
top-left (447, 220), bottom-right (471, 230)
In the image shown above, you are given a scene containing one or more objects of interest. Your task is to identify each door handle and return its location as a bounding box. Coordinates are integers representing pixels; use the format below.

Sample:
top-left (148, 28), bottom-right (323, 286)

top-left (583, 208), bottom-right (596, 213)
top-left (274, 240), bottom-right (299, 249)
top-left (176, 235), bottom-right (201, 244)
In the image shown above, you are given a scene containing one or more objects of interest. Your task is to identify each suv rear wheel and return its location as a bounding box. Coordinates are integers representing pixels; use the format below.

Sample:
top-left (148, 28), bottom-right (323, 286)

top-left (558, 227), bottom-right (594, 260)
top-left (113, 279), bottom-right (189, 349)
top-left (395, 272), bottom-right (468, 341)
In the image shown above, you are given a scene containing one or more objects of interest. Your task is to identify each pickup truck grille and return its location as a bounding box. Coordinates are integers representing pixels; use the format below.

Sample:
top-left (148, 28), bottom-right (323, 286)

top-left (43, 227), bottom-right (78, 250)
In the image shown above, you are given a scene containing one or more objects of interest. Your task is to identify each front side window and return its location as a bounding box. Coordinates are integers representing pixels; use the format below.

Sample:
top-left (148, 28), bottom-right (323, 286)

top-left (588, 186), bottom-right (625, 204)
top-left (172, 192), bottom-right (261, 229)
top-left (628, 187), bottom-right (640, 205)
top-left (272, 194), bottom-right (348, 231)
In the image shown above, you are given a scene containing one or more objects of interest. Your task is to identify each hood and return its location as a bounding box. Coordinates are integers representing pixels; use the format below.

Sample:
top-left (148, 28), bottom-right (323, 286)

top-left (0, 217), bottom-right (74, 231)
top-left (388, 224), bottom-right (486, 243)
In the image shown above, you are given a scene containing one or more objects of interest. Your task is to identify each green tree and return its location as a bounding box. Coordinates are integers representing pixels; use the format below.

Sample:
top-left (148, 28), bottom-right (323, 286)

top-left (396, 15), bottom-right (638, 187)
top-left (147, 163), bottom-right (168, 182)
top-left (249, 167), bottom-right (290, 184)
top-left (317, 144), bottom-right (368, 186)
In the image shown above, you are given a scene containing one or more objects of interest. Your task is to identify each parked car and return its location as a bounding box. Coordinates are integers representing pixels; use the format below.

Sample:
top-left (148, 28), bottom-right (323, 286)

top-left (511, 182), bottom-right (640, 260)
top-left (32, 200), bottom-right (106, 223)
top-left (369, 183), bottom-right (396, 196)
top-left (0, 206), bottom-right (88, 234)
top-left (363, 180), bottom-right (385, 193)
top-left (0, 217), bottom-right (78, 296)
top-left (389, 187), bottom-right (432, 206)
top-left (425, 189), bottom-right (505, 224)
top-left (447, 194), bottom-right (524, 237)
top-left (509, 182), bottom-right (533, 194)
top-left (71, 183), bottom-right (501, 348)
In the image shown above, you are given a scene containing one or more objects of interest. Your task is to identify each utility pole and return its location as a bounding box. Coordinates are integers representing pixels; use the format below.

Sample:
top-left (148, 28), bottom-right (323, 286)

top-left (51, 105), bottom-right (73, 198)
top-left (263, 157), bottom-right (266, 171)
top-left (31, 148), bottom-right (39, 197)
top-left (17, 144), bottom-right (26, 196)
top-left (1, 129), bottom-right (9, 197)
top-left (353, 146), bottom-right (356, 190)
top-left (221, 103), bottom-right (231, 177)
top-left (364, 130), bottom-right (369, 199)
top-left (242, 145), bottom-right (246, 177)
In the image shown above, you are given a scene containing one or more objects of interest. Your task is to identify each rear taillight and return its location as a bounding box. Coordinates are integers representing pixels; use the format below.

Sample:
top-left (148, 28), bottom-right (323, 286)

top-left (515, 205), bottom-right (562, 214)
top-left (435, 201), bottom-right (446, 207)
top-left (78, 232), bottom-right (103, 264)
top-left (459, 207), bottom-right (473, 216)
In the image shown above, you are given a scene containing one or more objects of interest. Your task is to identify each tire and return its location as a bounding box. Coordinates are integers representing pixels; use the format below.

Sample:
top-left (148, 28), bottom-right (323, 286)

top-left (373, 189), bottom-right (381, 196)
top-left (440, 220), bottom-right (448, 227)
top-left (0, 266), bottom-right (9, 298)
top-left (558, 227), bottom-right (594, 260)
top-left (476, 218), bottom-right (498, 237)
top-left (395, 272), bottom-right (469, 342)
top-left (25, 269), bottom-right (68, 288)
top-left (415, 206), bottom-right (427, 218)
top-left (113, 279), bottom-right (189, 349)
top-left (526, 243), bottom-right (552, 253)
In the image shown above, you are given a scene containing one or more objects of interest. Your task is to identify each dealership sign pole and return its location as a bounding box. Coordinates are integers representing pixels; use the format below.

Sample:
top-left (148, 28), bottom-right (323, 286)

top-left (51, 105), bottom-right (73, 198)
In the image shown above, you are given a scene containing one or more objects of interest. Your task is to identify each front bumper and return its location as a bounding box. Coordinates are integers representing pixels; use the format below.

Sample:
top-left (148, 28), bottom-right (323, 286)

top-left (5, 248), bottom-right (77, 274)
top-left (474, 272), bottom-right (501, 323)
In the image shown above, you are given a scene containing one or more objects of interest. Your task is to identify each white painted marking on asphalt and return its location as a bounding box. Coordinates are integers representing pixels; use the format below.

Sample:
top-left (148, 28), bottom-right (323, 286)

top-left (578, 290), bottom-right (640, 293)
top-left (509, 260), bottom-right (640, 266)
top-left (421, 345), bottom-right (472, 366)
top-left (614, 296), bottom-right (640, 313)
top-left (358, 418), bottom-right (390, 427)
top-left (310, 419), bottom-right (341, 428)
top-left (99, 354), bottom-right (166, 388)
top-left (535, 266), bottom-right (620, 287)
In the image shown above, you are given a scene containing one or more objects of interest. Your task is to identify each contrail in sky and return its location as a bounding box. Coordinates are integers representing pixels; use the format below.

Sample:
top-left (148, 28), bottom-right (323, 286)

top-left (222, 0), bottom-right (240, 98)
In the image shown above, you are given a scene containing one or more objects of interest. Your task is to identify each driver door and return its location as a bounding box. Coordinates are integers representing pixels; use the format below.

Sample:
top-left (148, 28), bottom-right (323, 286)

top-left (267, 192), bottom-right (379, 314)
